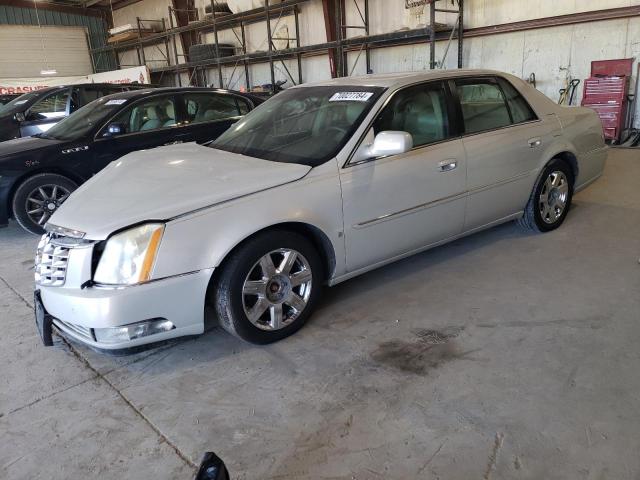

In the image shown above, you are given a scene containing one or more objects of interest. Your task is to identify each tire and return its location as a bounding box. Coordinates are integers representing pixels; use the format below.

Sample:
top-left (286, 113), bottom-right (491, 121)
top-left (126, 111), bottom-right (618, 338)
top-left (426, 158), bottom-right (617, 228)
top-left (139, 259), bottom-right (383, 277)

top-left (12, 173), bottom-right (78, 235)
top-left (213, 230), bottom-right (323, 344)
top-left (188, 43), bottom-right (235, 62)
top-left (204, 2), bottom-right (231, 14)
top-left (518, 158), bottom-right (574, 233)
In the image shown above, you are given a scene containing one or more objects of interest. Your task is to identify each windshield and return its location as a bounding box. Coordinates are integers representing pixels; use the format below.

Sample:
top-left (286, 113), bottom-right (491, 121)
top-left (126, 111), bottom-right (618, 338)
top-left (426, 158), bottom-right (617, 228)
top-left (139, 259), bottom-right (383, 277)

top-left (0, 91), bottom-right (40, 116)
top-left (39, 96), bottom-right (129, 141)
top-left (211, 86), bottom-right (385, 166)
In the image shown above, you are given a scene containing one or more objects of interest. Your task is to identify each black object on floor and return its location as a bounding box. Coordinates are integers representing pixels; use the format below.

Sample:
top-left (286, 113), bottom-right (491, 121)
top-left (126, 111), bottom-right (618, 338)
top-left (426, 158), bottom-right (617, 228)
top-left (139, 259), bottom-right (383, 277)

top-left (194, 452), bottom-right (230, 480)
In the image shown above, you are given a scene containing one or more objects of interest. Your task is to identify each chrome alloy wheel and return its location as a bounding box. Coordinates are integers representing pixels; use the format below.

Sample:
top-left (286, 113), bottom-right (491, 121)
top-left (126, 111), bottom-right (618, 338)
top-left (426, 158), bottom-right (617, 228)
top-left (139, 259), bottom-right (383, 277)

top-left (242, 249), bottom-right (313, 331)
top-left (25, 184), bottom-right (71, 226)
top-left (539, 171), bottom-right (569, 224)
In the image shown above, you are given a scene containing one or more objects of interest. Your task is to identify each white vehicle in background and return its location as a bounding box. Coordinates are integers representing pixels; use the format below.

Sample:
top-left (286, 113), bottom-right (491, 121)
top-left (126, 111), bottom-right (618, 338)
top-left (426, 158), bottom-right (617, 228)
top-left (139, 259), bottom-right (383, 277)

top-left (33, 69), bottom-right (607, 351)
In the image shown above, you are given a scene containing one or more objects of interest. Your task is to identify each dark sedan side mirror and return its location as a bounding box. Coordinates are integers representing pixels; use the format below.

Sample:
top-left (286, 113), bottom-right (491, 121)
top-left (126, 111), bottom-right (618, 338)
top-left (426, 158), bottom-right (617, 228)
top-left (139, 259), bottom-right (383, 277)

top-left (104, 123), bottom-right (125, 137)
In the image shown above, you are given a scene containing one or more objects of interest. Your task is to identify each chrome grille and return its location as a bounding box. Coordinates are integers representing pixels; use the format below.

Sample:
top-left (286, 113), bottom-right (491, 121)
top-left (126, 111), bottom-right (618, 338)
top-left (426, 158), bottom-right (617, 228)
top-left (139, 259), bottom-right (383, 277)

top-left (35, 234), bottom-right (70, 287)
top-left (54, 319), bottom-right (94, 342)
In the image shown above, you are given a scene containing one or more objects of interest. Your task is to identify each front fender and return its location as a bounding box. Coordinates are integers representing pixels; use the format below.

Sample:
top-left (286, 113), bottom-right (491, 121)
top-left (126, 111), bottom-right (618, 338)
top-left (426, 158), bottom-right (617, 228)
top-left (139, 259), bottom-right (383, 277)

top-left (0, 173), bottom-right (20, 224)
top-left (152, 159), bottom-right (345, 281)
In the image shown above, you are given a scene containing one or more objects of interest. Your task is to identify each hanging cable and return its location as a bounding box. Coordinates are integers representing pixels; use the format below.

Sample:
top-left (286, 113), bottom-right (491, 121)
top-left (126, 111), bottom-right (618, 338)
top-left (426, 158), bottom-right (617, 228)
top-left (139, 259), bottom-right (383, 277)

top-left (33, 0), bottom-right (51, 73)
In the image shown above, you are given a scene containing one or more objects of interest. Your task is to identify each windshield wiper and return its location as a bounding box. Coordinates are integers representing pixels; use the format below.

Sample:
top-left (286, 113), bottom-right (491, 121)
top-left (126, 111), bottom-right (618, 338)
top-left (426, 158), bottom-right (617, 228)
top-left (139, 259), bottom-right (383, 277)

top-left (34, 133), bottom-right (56, 140)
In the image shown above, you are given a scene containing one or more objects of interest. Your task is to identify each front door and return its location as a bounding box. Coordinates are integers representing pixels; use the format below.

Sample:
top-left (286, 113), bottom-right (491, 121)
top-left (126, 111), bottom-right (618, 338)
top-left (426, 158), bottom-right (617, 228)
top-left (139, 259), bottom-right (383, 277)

top-left (20, 88), bottom-right (71, 137)
top-left (91, 94), bottom-right (181, 174)
top-left (339, 81), bottom-right (467, 272)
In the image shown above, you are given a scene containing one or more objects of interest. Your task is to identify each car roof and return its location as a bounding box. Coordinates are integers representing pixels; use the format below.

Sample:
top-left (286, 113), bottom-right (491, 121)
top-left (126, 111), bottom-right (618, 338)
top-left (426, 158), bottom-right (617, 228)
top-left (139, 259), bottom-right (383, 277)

top-left (97, 86), bottom-right (262, 102)
top-left (295, 69), bottom-right (511, 89)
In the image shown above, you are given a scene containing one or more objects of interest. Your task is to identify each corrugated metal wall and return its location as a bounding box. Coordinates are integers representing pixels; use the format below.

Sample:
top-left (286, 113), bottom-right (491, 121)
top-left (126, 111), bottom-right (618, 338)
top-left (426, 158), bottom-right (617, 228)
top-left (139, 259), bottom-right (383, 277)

top-left (0, 5), bottom-right (115, 72)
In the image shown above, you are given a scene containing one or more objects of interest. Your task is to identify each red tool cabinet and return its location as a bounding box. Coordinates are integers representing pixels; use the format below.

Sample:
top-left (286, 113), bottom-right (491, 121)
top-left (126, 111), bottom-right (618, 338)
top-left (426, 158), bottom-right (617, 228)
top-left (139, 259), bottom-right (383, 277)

top-left (581, 58), bottom-right (634, 143)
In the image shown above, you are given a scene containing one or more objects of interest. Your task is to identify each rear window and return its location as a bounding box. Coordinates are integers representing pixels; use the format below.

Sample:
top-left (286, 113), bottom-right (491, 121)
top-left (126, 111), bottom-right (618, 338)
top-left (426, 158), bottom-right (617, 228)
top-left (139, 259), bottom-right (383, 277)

top-left (498, 78), bottom-right (538, 124)
top-left (456, 79), bottom-right (511, 134)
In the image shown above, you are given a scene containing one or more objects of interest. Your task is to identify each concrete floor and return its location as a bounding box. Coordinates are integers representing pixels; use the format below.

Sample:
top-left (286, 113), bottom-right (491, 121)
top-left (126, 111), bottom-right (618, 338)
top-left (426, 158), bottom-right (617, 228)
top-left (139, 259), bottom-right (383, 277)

top-left (1, 148), bottom-right (639, 479)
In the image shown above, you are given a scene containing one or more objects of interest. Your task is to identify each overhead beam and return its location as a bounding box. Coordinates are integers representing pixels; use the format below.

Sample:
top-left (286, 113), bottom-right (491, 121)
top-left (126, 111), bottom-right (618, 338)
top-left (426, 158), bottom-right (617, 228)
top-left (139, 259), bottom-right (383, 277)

top-left (465, 5), bottom-right (640, 38)
top-left (0, 0), bottom-right (106, 18)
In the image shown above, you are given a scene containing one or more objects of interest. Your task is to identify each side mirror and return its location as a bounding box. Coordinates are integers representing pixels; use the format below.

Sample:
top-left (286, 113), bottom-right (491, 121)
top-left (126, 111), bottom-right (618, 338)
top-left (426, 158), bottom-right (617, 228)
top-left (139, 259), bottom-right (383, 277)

top-left (353, 131), bottom-right (413, 163)
top-left (14, 112), bottom-right (25, 122)
top-left (104, 123), bottom-right (124, 137)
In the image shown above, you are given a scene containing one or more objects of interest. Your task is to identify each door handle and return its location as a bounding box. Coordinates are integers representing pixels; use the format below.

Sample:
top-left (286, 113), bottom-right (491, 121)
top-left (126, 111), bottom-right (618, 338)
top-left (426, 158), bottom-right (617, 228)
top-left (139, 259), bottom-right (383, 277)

top-left (528, 138), bottom-right (542, 148)
top-left (438, 160), bottom-right (458, 172)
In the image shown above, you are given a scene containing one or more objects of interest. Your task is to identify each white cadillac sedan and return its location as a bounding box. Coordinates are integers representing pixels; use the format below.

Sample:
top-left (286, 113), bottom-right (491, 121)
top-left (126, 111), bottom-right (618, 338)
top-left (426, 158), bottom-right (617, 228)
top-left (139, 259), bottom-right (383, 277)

top-left (34, 70), bottom-right (607, 350)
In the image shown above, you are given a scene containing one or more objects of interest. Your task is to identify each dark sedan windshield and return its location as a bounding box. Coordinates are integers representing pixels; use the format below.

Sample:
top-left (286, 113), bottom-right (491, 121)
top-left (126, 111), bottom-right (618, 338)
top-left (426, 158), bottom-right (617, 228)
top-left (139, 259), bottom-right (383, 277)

top-left (0, 91), bottom-right (40, 116)
top-left (211, 86), bottom-right (384, 166)
top-left (38, 96), bottom-right (128, 141)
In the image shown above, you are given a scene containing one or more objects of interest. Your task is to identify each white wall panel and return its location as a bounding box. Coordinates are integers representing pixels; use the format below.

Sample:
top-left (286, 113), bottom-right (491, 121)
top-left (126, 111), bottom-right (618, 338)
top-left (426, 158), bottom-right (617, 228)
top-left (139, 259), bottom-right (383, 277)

top-left (0, 25), bottom-right (92, 78)
top-left (109, 0), bottom-right (640, 125)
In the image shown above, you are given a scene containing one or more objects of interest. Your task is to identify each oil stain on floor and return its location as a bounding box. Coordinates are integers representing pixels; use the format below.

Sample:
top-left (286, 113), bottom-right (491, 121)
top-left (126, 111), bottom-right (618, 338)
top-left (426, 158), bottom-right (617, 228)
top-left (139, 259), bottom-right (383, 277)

top-left (370, 326), bottom-right (476, 375)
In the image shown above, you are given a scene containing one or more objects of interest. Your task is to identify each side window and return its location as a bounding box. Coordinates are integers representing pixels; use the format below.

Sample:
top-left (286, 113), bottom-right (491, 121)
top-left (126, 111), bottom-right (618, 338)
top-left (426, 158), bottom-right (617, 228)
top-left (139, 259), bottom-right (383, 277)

top-left (373, 82), bottom-right (451, 148)
top-left (29, 90), bottom-right (70, 120)
top-left (456, 79), bottom-right (511, 134)
top-left (80, 87), bottom-right (106, 105)
top-left (497, 78), bottom-right (537, 124)
top-left (183, 93), bottom-right (243, 125)
top-left (109, 96), bottom-right (177, 134)
top-left (237, 98), bottom-right (251, 115)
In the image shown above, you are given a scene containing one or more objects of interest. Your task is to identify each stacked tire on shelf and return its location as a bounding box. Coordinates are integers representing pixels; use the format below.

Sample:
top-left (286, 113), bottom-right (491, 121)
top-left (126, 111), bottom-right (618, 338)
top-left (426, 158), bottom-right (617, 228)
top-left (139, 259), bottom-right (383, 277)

top-left (189, 43), bottom-right (236, 62)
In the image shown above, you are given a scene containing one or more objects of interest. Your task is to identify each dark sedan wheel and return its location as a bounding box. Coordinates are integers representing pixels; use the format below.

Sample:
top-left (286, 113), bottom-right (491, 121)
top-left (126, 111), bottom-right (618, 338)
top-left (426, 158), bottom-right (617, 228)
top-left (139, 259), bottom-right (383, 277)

top-left (213, 231), bottom-right (323, 344)
top-left (12, 173), bottom-right (77, 235)
top-left (518, 158), bottom-right (574, 233)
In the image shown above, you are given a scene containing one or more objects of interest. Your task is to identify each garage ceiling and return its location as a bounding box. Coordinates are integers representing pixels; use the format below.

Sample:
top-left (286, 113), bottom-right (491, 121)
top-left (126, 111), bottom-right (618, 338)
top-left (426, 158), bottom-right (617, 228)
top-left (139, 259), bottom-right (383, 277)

top-left (0, 0), bottom-right (143, 11)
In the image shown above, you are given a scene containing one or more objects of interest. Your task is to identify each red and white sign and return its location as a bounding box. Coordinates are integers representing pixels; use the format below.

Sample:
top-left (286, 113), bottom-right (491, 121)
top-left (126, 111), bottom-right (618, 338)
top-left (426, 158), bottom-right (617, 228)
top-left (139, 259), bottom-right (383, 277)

top-left (0, 66), bottom-right (150, 95)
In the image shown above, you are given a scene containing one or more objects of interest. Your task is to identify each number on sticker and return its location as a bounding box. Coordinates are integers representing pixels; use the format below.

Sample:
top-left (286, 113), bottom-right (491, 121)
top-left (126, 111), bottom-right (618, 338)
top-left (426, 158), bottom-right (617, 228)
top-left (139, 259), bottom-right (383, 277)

top-left (329, 92), bottom-right (374, 102)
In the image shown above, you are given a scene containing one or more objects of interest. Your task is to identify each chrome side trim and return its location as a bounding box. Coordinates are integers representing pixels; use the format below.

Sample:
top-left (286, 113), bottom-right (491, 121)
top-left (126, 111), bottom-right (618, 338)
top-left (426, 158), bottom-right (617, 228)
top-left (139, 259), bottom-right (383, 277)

top-left (353, 169), bottom-right (534, 229)
top-left (331, 211), bottom-right (523, 286)
top-left (574, 171), bottom-right (603, 193)
top-left (466, 169), bottom-right (534, 196)
top-left (354, 190), bottom-right (467, 229)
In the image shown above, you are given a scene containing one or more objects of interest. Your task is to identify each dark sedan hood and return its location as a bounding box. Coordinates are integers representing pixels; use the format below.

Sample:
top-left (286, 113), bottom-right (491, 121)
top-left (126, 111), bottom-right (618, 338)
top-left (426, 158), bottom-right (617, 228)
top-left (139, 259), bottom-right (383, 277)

top-left (0, 115), bottom-right (20, 142)
top-left (0, 135), bottom-right (63, 158)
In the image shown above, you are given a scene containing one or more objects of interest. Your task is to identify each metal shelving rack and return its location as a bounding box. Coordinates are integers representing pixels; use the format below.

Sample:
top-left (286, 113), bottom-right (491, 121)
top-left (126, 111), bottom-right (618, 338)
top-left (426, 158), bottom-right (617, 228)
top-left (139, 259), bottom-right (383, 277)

top-left (90, 0), bottom-right (464, 88)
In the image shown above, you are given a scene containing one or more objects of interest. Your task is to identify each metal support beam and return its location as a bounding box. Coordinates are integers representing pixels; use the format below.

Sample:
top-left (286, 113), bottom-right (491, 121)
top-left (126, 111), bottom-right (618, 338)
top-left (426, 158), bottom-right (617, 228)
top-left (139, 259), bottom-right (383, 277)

top-left (458, 0), bottom-right (463, 68)
top-left (429, 0), bottom-right (436, 69)
top-left (322, 0), bottom-right (339, 78)
top-left (265, 0), bottom-right (276, 87)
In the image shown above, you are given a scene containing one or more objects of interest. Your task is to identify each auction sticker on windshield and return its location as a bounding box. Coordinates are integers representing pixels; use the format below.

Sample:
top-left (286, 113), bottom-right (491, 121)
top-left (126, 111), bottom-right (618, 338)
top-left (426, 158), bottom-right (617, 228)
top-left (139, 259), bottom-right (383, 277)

top-left (329, 92), bottom-right (374, 102)
top-left (105, 99), bottom-right (127, 105)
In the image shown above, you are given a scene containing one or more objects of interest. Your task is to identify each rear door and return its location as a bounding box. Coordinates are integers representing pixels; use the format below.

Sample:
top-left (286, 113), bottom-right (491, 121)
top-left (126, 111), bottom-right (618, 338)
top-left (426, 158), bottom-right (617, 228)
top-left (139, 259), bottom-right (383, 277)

top-left (453, 76), bottom-right (554, 230)
top-left (20, 88), bottom-right (71, 137)
top-left (90, 93), bottom-right (181, 173)
top-left (175, 92), bottom-right (252, 144)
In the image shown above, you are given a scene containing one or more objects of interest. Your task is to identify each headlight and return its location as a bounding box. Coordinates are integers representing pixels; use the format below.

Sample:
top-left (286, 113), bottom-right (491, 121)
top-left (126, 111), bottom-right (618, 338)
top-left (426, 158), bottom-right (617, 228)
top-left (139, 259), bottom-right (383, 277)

top-left (94, 223), bottom-right (164, 285)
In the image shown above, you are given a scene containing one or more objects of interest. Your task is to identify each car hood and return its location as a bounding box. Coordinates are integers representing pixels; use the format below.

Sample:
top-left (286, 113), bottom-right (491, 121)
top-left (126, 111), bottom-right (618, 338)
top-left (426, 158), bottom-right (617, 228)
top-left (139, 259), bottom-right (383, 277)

top-left (0, 135), bottom-right (62, 157)
top-left (50, 142), bottom-right (312, 239)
